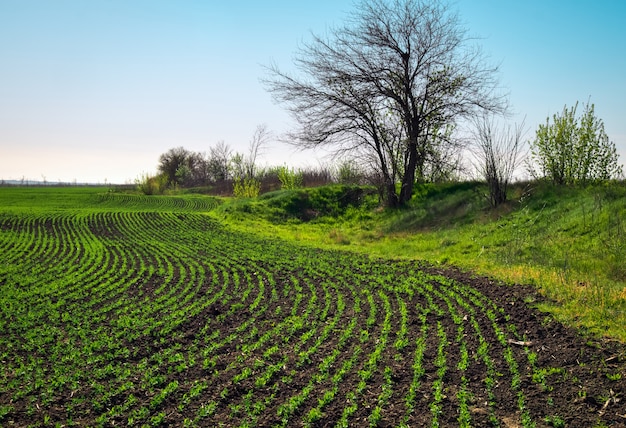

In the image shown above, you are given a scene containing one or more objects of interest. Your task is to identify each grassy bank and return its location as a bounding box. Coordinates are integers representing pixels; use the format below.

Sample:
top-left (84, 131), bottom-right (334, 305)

top-left (215, 181), bottom-right (626, 342)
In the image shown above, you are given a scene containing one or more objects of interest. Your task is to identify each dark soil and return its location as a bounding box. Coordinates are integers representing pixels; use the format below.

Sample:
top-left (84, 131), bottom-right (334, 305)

top-left (426, 266), bottom-right (626, 428)
top-left (2, 244), bottom-right (626, 427)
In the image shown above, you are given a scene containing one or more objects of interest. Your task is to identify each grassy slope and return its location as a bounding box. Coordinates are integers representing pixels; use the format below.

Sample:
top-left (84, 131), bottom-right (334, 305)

top-left (215, 181), bottom-right (626, 342)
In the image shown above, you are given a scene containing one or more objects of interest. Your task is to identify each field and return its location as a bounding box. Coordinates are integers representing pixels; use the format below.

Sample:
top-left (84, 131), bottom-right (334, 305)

top-left (1, 187), bottom-right (625, 427)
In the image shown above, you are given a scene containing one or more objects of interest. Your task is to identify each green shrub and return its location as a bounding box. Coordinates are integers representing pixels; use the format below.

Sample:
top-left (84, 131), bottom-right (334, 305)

top-left (529, 101), bottom-right (623, 185)
top-left (233, 177), bottom-right (261, 198)
top-left (135, 173), bottom-right (168, 195)
top-left (277, 166), bottom-right (303, 190)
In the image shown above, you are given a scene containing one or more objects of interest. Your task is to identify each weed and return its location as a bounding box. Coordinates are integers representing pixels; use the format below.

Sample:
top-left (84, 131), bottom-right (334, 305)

top-left (544, 414), bottom-right (566, 427)
top-left (606, 372), bottom-right (622, 381)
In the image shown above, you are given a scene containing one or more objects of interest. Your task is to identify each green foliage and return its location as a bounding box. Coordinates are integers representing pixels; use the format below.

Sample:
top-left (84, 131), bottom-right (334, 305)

top-left (135, 173), bottom-right (168, 195)
top-left (233, 177), bottom-right (261, 198)
top-left (217, 185), bottom-right (377, 223)
top-left (530, 101), bottom-right (623, 185)
top-left (175, 164), bottom-right (192, 186)
top-left (257, 185), bottom-right (376, 221)
top-left (277, 165), bottom-right (304, 190)
top-left (544, 415), bottom-right (566, 428)
top-left (606, 372), bottom-right (622, 381)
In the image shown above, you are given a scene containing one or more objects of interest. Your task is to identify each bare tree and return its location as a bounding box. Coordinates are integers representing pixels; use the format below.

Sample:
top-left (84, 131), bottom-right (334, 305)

top-left (229, 124), bottom-right (273, 198)
top-left (207, 141), bottom-right (232, 182)
top-left (266, 0), bottom-right (506, 206)
top-left (247, 124), bottom-right (272, 178)
top-left (472, 115), bottom-right (526, 207)
top-left (231, 124), bottom-right (272, 180)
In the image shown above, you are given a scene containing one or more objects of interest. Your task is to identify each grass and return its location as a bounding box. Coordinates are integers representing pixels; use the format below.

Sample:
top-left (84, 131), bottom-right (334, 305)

top-left (216, 180), bottom-right (626, 342)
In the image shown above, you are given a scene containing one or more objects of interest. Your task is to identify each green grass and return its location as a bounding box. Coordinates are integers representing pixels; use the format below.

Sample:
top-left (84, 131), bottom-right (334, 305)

top-left (216, 184), bottom-right (378, 223)
top-left (217, 180), bottom-right (626, 342)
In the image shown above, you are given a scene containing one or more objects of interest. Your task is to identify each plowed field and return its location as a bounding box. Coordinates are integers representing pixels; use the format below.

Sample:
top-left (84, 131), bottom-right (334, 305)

top-left (1, 189), bottom-right (625, 427)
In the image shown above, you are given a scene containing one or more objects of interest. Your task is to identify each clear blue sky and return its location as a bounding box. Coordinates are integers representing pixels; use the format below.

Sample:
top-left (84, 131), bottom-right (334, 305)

top-left (1, 0), bottom-right (624, 183)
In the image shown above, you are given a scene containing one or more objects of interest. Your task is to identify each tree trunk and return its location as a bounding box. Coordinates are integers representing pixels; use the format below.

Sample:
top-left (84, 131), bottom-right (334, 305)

top-left (399, 141), bottom-right (418, 205)
top-left (384, 180), bottom-right (399, 208)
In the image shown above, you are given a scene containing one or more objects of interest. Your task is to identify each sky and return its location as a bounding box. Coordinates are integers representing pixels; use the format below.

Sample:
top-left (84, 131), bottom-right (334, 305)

top-left (1, 0), bottom-right (625, 184)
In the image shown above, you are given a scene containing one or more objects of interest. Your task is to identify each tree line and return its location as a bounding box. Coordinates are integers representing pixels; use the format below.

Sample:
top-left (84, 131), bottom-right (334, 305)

top-left (136, 123), bottom-right (369, 196)
top-left (140, 0), bottom-right (622, 204)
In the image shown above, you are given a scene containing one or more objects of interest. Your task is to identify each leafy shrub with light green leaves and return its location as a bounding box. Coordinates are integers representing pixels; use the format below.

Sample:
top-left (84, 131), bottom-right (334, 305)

top-left (529, 101), bottom-right (623, 185)
top-left (277, 165), bottom-right (303, 190)
top-left (233, 177), bottom-right (261, 198)
top-left (135, 172), bottom-right (168, 195)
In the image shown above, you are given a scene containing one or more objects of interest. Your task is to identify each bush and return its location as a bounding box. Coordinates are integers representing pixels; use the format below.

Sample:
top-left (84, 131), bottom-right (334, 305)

top-left (259, 185), bottom-right (375, 221)
top-left (136, 173), bottom-right (168, 195)
top-left (277, 166), bottom-right (304, 190)
top-left (233, 177), bottom-right (261, 198)
top-left (529, 101), bottom-right (623, 185)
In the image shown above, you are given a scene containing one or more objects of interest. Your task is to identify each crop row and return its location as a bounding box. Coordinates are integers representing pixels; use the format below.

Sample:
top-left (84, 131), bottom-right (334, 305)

top-left (0, 195), bottom-right (546, 427)
top-left (95, 192), bottom-right (221, 212)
